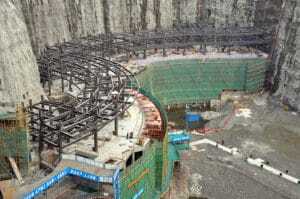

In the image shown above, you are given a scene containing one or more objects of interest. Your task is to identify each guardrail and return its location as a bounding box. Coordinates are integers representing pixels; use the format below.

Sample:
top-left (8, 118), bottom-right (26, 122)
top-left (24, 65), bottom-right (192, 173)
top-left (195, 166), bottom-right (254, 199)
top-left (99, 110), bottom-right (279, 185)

top-left (23, 157), bottom-right (121, 199)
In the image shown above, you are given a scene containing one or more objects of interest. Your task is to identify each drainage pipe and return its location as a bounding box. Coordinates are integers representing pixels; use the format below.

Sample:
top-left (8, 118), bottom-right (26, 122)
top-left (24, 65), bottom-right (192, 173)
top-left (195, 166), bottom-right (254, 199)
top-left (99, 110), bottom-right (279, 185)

top-left (190, 138), bottom-right (300, 185)
top-left (247, 158), bottom-right (300, 184)
top-left (190, 138), bottom-right (239, 155)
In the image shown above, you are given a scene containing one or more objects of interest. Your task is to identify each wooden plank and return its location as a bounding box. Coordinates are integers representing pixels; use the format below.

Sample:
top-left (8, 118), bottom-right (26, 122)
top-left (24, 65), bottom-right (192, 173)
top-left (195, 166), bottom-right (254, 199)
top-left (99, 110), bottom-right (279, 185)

top-left (7, 157), bottom-right (24, 184)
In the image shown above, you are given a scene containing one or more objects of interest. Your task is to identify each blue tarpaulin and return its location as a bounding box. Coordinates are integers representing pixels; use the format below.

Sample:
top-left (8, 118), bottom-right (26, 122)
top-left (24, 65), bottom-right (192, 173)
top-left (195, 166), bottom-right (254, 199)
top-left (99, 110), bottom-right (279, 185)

top-left (185, 112), bottom-right (202, 122)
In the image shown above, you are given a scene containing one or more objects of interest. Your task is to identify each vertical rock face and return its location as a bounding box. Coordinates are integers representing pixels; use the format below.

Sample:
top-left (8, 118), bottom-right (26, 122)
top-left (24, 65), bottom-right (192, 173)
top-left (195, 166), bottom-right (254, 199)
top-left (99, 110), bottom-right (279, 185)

top-left (15, 0), bottom-right (262, 54)
top-left (105, 0), bottom-right (145, 32)
top-left (0, 0), bottom-right (43, 113)
top-left (18, 0), bottom-right (105, 55)
top-left (201, 0), bottom-right (255, 27)
top-left (254, 0), bottom-right (283, 29)
top-left (159, 0), bottom-right (174, 28)
top-left (272, 0), bottom-right (300, 109)
top-left (180, 0), bottom-right (198, 24)
top-left (1, 0), bottom-right (299, 111)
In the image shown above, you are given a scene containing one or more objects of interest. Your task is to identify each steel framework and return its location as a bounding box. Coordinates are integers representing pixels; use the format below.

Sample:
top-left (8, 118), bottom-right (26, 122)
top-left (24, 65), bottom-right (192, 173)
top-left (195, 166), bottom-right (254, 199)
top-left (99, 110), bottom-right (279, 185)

top-left (29, 24), bottom-right (272, 165)
top-left (29, 41), bottom-right (137, 163)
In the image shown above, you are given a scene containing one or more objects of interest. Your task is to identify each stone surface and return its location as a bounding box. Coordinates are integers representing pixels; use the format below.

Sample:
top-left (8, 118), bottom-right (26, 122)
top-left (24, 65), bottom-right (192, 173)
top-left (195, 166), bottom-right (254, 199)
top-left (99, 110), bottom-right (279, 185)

top-left (272, 0), bottom-right (300, 110)
top-left (0, 0), bottom-right (43, 113)
top-left (18, 0), bottom-right (105, 55)
top-left (1, 0), bottom-right (299, 112)
top-left (13, 0), bottom-right (268, 54)
top-left (185, 97), bottom-right (300, 199)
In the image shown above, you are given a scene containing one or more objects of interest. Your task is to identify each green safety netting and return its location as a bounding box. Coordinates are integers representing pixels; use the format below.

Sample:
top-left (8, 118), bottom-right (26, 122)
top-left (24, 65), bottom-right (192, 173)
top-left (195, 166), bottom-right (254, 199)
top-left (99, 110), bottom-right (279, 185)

top-left (0, 128), bottom-right (29, 179)
top-left (137, 58), bottom-right (268, 106)
top-left (119, 90), bottom-right (180, 199)
top-left (120, 141), bottom-right (183, 199)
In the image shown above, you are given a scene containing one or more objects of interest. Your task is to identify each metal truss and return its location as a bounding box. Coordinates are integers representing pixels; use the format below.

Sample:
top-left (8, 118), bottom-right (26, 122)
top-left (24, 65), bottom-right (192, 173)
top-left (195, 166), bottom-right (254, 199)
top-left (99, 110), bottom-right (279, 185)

top-left (29, 24), bottom-right (272, 163)
top-left (29, 40), bottom-right (137, 162)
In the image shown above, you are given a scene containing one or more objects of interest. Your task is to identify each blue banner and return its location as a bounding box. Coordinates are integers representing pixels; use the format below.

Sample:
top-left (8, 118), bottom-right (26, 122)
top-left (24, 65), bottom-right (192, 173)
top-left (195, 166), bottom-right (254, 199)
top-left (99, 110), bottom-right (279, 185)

top-left (113, 168), bottom-right (121, 199)
top-left (169, 134), bottom-right (191, 143)
top-left (132, 188), bottom-right (144, 199)
top-left (23, 167), bottom-right (115, 199)
top-left (24, 169), bottom-right (68, 199)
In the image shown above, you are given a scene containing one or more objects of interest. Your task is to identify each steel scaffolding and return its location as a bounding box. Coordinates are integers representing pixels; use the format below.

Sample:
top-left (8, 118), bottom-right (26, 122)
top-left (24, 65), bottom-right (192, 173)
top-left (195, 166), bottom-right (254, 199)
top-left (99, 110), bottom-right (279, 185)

top-left (29, 24), bottom-right (271, 167)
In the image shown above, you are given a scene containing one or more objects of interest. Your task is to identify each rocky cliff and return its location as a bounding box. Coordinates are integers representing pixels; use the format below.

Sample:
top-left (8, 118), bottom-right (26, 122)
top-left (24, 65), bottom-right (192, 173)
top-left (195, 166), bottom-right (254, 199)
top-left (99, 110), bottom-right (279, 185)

top-left (272, 0), bottom-right (300, 110)
top-left (15, 0), bottom-right (272, 55)
top-left (0, 0), bottom-right (43, 113)
top-left (0, 0), bottom-right (299, 112)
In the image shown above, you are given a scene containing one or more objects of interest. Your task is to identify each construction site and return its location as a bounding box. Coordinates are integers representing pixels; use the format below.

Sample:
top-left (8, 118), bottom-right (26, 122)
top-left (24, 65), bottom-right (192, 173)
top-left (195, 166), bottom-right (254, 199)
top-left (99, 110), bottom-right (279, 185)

top-left (0, 0), bottom-right (299, 199)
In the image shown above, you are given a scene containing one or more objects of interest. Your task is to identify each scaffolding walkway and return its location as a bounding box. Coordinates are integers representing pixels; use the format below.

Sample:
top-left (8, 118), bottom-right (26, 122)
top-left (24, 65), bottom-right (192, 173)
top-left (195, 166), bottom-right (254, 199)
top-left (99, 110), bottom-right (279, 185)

top-left (19, 156), bottom-right (120, 199)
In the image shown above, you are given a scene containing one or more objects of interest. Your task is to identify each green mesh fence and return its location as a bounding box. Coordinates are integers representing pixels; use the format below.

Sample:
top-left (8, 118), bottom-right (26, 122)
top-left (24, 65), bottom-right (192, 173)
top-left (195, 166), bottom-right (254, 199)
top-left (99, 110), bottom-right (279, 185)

top-left (120, 142), bottom-right (160, 199)
top-left (0, 128), bottom-right (29, 179)
top-left (137, 58), bottom-right (268, 106)
top-left (119, 89), bottom-right (178, 199)
top-left (119, 141), bottom-right (180, 199)
top-left (119, 58), bottom-right (268, 198)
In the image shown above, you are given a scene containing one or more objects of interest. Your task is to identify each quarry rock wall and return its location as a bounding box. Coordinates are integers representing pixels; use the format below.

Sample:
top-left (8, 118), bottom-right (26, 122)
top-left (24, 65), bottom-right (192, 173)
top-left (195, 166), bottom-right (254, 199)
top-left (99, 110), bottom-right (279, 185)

top-left (1, 0), bottom-right (299, 112)
top-left (272, 0), bottom-right (300, 110)
top-left (18, 0), bottom-right (105, 55)
top-left (0, 0), bottom-right (43, 113)
top-left (14, 0), bottom-right (273, 54)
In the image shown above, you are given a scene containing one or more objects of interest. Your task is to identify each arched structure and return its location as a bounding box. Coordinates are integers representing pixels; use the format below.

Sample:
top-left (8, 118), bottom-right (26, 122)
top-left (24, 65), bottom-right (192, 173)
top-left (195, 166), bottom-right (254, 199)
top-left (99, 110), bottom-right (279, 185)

top-left (20, 24), bottom-right (273, 199)
top-left (30, 24), bottom-right (271, 165)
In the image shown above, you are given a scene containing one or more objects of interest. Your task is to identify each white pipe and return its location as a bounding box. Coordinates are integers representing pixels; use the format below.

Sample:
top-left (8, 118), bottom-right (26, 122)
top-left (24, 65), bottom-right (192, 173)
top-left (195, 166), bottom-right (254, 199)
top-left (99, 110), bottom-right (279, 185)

top-left (190, 138), bottom-right (240, 155)
top-left (190, 138), bottom-right (300, 185)
top-left (247, 158), bottom-right (300, 184)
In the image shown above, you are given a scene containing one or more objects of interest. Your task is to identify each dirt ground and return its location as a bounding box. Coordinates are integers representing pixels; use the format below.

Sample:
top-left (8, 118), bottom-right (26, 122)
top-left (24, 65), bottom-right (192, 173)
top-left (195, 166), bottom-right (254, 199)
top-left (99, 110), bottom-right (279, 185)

top-left (171, 94), bottom-right (300, 199)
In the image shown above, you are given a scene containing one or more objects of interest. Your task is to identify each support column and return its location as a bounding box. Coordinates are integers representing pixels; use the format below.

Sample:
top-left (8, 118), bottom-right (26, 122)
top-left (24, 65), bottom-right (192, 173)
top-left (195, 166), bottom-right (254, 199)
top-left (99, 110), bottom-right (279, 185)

top-left (58, 123), bottom-right (63, 161)
top-left (29, 99), bottom-right (35, 141)
top-left (41, 95), bottom-right (44, 109)
top-left (39, 95), bottom-right (45, 167)
top-left (38, 110), bottom-right (44, 168)
top-left (93, 129), bottom-right (98, 152)
top-left (126, 52), bottom-right (130, 62)
top-left (114, 117), bottom-right (118, 136)
top-left (48, 65), bottom-right (52, 96)
top-left (69, 71), bottom-right (73, 92)
top-left (42, 78), bottom-right (45, 88)
top-left (163, 33), bottom-right (167, 57)
top-left (163, 48), bottom-right (167, 57)
top-left (144, 39), bottom-right (147, 59)
top-left (59, 46), bottom-right (64, 93)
